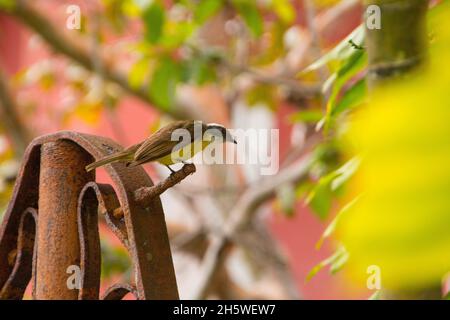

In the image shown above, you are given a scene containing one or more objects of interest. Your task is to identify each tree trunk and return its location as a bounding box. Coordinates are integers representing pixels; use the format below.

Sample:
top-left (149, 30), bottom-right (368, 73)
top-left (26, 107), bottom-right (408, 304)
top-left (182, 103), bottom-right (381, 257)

top-left (364, 0), bottom-right (428, 86)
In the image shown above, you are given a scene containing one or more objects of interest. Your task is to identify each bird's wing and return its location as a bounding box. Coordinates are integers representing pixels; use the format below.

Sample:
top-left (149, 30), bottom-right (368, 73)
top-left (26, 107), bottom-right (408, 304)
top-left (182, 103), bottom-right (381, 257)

top-left (133, 121), bottom-right (194, 164)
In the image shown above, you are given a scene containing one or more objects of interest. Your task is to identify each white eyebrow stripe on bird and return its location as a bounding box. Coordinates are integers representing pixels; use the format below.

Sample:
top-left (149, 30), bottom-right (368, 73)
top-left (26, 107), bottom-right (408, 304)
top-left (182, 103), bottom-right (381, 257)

top-left (207, 123), bottom-right (225, 128)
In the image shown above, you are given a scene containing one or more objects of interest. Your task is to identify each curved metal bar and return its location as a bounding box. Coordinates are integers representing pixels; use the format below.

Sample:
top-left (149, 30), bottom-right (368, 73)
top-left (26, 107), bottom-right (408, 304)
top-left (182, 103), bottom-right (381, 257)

top-left (77, 181), bottom-right (130, 300)
top-left (77, 183), bottom-right (101, 300)
top-left (0, 131), bottom-right (179, 299)
top-left (0, 208), bottom-right (37, 299)
top-left (0, 145), bottom-right (40, 294)
top-left (101, 283), bottom-right (138, 300)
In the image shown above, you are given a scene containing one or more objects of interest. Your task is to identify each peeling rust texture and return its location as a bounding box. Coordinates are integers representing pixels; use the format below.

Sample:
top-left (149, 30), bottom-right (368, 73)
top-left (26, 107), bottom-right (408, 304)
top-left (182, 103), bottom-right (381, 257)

top-left (0, 131), bottom-right (179, 300)
top-left (36, 140), bottom-right (94, 299)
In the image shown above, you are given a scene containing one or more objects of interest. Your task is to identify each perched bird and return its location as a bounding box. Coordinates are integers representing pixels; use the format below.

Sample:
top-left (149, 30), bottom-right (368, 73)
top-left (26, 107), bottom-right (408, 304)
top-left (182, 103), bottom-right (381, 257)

top-left (85, 120), bottom-right (237, 173)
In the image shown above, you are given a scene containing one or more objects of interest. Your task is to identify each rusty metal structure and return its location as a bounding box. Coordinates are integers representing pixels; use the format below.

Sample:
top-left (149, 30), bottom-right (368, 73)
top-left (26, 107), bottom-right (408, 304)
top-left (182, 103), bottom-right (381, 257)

top-left (0, 131), bottom-right (187, 299)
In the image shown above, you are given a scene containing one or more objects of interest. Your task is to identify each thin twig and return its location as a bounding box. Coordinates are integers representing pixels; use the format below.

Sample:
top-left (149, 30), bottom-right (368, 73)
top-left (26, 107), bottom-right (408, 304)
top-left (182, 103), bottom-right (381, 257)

top-left (112, 164), bottom-right (196, 219)
top-left (134, 164), bottom-right (196, 206)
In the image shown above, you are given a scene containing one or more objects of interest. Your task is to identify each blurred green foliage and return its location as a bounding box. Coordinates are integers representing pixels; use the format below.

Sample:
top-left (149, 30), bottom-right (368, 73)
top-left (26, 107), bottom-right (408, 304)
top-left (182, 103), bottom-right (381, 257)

top-left (300, 2), bottom-right (450, 295)
top-left (337, 0), bottom-right (450, 292)
top-left (100, 237), bottom-right (131, 280)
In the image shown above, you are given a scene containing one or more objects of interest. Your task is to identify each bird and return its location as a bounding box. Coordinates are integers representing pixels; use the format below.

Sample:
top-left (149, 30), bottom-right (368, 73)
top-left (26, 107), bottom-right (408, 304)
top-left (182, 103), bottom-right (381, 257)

top-left (85, 120), bottom-right (237, 173)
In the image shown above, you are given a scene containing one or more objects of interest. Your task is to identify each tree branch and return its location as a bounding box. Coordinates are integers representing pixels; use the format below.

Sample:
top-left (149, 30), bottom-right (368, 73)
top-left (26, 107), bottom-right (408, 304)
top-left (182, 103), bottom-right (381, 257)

top-left (364, 0), bottom-right (428, 85)
top-left (0, 71), bottom-right (31, 157)
top-left (134, 163), bottom-right (196, 206)
top-left (112, 164), bottom-right (196, 219)
top-left (8, 1), bottom-right (189, 119)
top-left (234, 223), bottom-right (302, 299)
top-left (192, 154), bottom-right (313, 299)
top-left (226, 154), bottom-right (313, 233)
top-left (5, 1), bottom-right (320, 120)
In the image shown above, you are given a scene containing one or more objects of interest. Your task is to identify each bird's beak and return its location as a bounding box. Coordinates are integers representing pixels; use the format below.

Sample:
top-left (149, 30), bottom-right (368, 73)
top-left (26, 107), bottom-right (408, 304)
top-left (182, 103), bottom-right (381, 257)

top-left (226, 135), bottom-right (237, 144)
top-left (225, 130), bottom-right (237, 144)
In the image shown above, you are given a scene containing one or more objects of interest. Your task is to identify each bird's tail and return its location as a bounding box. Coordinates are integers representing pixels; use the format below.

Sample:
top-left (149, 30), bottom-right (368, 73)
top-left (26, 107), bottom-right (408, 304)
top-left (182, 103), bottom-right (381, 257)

top-left (85, 151), bottom-right (131, 172)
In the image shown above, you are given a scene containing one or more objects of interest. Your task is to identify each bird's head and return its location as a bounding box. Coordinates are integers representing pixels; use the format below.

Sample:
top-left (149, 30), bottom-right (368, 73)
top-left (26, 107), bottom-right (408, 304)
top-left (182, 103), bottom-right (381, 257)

top-left (204, 123), bottom-right (237, 144)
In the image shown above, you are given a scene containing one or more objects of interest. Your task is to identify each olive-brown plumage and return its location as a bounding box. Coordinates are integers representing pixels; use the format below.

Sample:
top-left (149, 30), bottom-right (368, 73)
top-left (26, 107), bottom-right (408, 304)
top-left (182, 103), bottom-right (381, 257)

top-left (85, 120), bottom-right (235, 172)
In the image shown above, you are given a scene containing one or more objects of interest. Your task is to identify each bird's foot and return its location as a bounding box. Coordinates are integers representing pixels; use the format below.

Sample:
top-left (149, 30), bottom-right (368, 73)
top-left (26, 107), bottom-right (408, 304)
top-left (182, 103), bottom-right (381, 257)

top-left (166, 165), bottom-right (176, 174)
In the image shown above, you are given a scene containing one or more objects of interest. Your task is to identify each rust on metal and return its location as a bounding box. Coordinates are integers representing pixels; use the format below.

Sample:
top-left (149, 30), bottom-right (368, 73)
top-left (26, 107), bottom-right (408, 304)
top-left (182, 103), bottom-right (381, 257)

top-left (112, 163), bottom-right (196, 220)
top-left (101, 283), bottom-right (138, 300)
top-left (36, 140), bottom-right (94, 299)
top-left (7, 249), bottom-right (16, 267)
top-left (0, 208), bottom-right (37, 299)
top-left (0, 131), bottom-right (180, 300)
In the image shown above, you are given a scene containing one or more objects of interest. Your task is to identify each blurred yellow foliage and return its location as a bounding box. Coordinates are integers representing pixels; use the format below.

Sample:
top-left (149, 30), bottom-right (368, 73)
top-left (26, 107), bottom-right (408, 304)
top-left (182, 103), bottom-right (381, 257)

top-left (338, 4), bottom-right (450, 291)
top-left (73, 102), bottom-right (103, 125)
top-left (313, 0), bottom-right (342, 8)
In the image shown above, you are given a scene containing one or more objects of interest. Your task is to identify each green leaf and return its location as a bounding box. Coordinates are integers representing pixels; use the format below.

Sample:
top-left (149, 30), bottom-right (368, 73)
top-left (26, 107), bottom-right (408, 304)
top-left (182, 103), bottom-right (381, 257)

top-left (332, 78), bottom-right (367, 117)
top-left (324, 49), bottom-right (366, 98)
top-left (336, 50), bottom-right (366, 81)
top-left (330, 157), bottom-right (360, 191)
top-left (329, 247), bottom-right (349, 274)
top-left (160, 21), bottom-right (195, 48)
top-left (305, 169), bottom-right (339, 219)
top-left (305, 263), bottom-right (326, 282)
top-left (316, 196), bottom-right (360, 250)
top-left (323, 49), bottom-right (367, 130)
top-left (290, 110), bottom-right (324, 124)
top-left (183, 57), bottom-right (216, 85)
top-left (321, 72), bottom-right (337, 94)
top-left (142, 2), bottom-right (165, 44)
top-left (149, 58), bottom-right (181, 110)
top-left (233, 1), bottom-right (263, 37)
top-left (306, 246), bottom-right (348, 281)
top-left (300, 25), bottom-right (365, 75)
top-left (306, 182), bottom-right (333, 219)
top-left (194, 0), bottom-right (223, 23)
top-left (305, 157), bottom-right (360, 219)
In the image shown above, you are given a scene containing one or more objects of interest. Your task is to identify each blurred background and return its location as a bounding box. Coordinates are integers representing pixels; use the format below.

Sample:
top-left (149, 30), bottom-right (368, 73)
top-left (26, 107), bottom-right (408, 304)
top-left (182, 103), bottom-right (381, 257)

top-left (0, 0), bottom-right (449, 300)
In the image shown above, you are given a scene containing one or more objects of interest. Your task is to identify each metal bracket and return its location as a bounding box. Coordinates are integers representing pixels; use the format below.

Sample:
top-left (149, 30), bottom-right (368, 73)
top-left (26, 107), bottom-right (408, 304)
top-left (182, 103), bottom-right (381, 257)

top-left (0, 131), bottom-right (181, 299)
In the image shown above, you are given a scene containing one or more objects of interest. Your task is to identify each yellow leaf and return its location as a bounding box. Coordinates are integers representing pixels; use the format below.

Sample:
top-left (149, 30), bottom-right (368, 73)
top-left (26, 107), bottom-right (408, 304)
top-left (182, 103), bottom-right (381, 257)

top-left (74, 102), bottom-right (102, 125)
